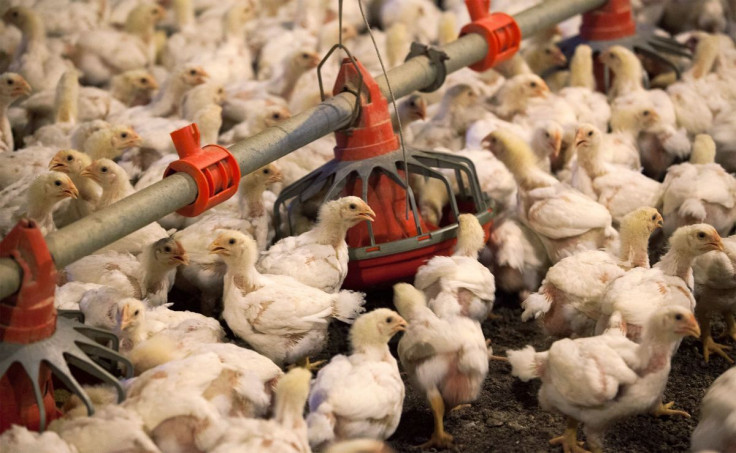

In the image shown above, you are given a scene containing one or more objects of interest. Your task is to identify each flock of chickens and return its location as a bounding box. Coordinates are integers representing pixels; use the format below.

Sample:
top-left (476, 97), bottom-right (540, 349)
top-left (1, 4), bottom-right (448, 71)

top-left (2, 0), bottom-right (736, 451)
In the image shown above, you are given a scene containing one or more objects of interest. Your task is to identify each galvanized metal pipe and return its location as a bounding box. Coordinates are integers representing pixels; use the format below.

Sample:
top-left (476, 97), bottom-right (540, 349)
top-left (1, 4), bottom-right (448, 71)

top-left (0, 0), bottom-right (608, 300)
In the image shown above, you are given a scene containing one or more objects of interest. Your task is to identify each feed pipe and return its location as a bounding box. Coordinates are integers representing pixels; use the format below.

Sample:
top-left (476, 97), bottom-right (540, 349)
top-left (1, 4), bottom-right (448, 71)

top-left (0, 0), bottom-right (607, 300)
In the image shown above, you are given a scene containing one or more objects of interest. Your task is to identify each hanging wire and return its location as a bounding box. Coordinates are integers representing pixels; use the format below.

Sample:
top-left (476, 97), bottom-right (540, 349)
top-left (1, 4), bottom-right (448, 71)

top-left (355, 0), bottom-right (412, 220)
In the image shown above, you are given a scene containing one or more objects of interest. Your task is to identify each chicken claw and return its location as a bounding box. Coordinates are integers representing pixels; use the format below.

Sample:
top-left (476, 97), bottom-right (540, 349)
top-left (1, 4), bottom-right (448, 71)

top-left (418, 388), bottom-right (455, 450)
top-left (289, 357), bottom-right (326, 372)
top-left (549, 418), bottom-right (590, 453)
top-left (716, 313), bottom-right (736, 343)
top-left (652, 401), bottom-right (690, 418)
top-left (418, 430), bottom-right (454, 450)
top-left (702, 335), bottom-right (734, 363)
top-left (486, 339), bottom-right (509, 362)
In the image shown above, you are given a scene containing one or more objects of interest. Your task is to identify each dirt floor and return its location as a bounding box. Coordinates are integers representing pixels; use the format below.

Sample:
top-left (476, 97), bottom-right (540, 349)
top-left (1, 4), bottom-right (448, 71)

top-left (307, 288), bottom-right (733, 453)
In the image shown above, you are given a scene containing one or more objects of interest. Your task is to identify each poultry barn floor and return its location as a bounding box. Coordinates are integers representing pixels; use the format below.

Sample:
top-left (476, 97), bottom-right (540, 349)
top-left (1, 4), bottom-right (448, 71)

top-left (170, 283), bottom-right (732, 453)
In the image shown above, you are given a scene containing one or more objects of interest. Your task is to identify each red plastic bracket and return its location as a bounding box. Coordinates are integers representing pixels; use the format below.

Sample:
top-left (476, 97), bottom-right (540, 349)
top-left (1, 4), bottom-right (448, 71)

top-left (164, 123), bottom-right (241, 217)
top-left (332, 58), bottom-right (399, 161)
top-left (580, 0), bottom-right (636, 42)
top-left (0, 219), bottom-right (57, 344)
top-left (460, 0), bottom-right (521, 72)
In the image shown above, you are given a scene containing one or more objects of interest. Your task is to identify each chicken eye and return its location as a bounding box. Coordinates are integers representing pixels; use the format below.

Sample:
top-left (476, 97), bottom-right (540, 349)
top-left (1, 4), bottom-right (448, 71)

top-left (544, 48), bottom-right (552, 55)
top-left (101, 166), bottom-right (108, 173)
top-left (66, 155), bottom-right (73, 161)
top-left (674, 313), bottom-right (683, 321)
top-left (271, 113), bottom-right (280, 119)
top-left (6, 79), bottom-right (13, 85)
top-left (386, 316), bottom-right (393, 323)
top-left (121, 132), bottom-right (128, 138)
top-left (530, 81), bottom-right (537, 88)
top-left (134, 309), bottom-right (140, 315)
top-left (164, 246), bottom-right (171, 253)
top-left (349, 203), bottom-right (356, 210)
top-left (642, 110), bottom-right (650, 116)
top-left (263, 168), bottom-right (270, 174)
top-left (54, 180), bottom-right (62, 186)
top-left (228, 238), bottom-right (236, 244)
top-left (409, 100), bottom-right (416, 108)
top-left (11, 11), bottom-right (18, 17)
top-left (140, 77), bottom-right (148, 84)
top-left (544, 131), bottom-right (550, 138)
top-left (698, 232), bottom-right (706, 239)
top-left (587, 131), bottom-right (593, 137)
top-left (301, 53), bottom-right (309, 59)
top-left (190, 69), bottom-right (197, 76)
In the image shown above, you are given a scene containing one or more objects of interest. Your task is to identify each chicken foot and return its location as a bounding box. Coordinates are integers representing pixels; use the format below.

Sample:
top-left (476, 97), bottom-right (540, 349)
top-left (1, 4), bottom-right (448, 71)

top-left (486, 339), bottom-right (509, 362)
top-left (700, 314), bottom-right (734, 363)
top-left (418, 387), bottom-right (454, 449)
top-left (716, 313), bottom-right (736, 343)
top-left (652, 401), bottom-right (690, 418)
top-left (289, 356), bottom-right (327, 372)
top-left (549, 417), bottom-right (589, 453)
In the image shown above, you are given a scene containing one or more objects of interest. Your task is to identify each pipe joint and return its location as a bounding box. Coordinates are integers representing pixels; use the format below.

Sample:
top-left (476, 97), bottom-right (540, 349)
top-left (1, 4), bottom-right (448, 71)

top-left (460, 0), bottom-right (521, 72)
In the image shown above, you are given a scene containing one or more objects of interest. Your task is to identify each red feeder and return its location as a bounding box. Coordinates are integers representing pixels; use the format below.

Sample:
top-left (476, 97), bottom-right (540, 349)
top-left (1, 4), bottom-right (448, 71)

top-left (555, 0), bottom-right (691, 89)
top-left (273, 58), bottom-right (493, 290)
top-left (0, 220), bottom-right (132, 433)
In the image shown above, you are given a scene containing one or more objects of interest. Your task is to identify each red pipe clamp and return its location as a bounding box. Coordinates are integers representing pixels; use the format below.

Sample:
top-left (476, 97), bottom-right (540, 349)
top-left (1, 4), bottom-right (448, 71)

top-left (165, 123), bottom-right (241, 217)
top-left (460, 0), bottom-right (521, 72)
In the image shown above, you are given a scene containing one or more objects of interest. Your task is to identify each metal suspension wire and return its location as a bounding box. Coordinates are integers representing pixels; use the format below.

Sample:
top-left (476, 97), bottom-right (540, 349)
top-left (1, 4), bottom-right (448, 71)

top-left (0, 0), bottom-right (607, 300)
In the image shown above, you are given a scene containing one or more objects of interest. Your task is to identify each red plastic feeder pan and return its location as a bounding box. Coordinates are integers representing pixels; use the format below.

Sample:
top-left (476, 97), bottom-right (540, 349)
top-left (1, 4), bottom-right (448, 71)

top-left (272, 58), bottom-right (494, 290)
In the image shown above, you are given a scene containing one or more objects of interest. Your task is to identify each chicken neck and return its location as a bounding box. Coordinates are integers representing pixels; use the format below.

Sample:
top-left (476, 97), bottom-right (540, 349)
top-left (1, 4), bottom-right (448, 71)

top-left (578, 143), bottom-right (608, 180)
top-left (636, 330), bottom-right (675, 377)
top-left (618, 222), bottom-right (652, 268)
top-left (83, 130), bottom-right (121, 160)
top-left (97, 177), bottom-right (135, 209)
top-left (138, 248), bottom-right (174, 296)
top-left (654, 246), bottom-right (695, 282)
top-left (148, 76), bottom-right (191, 117)
top-left (268, 61), bottom-right (309, 102)
top-left (14, 11), bottom-right (46, 57)
top-left (609, 59), bottom-right (644, 98)
top-left (569, 50), bottom-right (594, 90)
top-left (26, 194), bottom-right (58, 227)
top-left (311, 211), bottom-right (352, 248)
top-left (238, 181), bottom-right (267, 219)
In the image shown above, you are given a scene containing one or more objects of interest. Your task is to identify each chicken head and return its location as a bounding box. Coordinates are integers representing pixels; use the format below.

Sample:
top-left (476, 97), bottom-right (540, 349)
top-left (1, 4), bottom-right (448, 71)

top-left (152, 237), bottom-right (189, 267)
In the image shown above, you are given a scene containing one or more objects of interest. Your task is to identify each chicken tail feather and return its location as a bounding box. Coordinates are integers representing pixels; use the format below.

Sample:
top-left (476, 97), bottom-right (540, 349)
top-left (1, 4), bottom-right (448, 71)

top-left (332, 290), bottom-right (366, 324)
top-left (521, 291), bottom-right (551, 321)
top-left (507, 345), bottom-right (544, 381)
top-left (679, 198), bottom-right (707, 222)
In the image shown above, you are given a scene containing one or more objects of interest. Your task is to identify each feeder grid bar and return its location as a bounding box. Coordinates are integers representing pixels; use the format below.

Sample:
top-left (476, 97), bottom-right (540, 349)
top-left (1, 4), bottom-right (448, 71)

top-left (0, 0), bottom-right (607, 300)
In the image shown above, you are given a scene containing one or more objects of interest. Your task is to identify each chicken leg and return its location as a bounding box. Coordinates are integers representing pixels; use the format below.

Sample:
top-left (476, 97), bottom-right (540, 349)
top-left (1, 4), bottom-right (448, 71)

top-left (419, 387), bottom-right (454, 449)
top-left (289, 356), bottom-right (327, 372)
top-left (717, 313), bottom-right (736, 343)
top-left (699, 313), bottom-right (734, 363)
top-left (652, 401), bottom-right (690, 418)
top-left (549, 417), bottom-right (589, 453)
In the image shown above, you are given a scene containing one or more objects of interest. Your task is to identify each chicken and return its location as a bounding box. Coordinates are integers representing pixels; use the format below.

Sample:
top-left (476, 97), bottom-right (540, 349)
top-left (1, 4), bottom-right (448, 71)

top-left (211, 230), bottom-right (365, 366)
top-left (522, 207), bottom-right (663, 338)
top-left (0, 72), bottom-right (31, 152)
top-left (414, 214), bottom-right (495, 321)
top-left (63, 236), bottom-right (188, 306)
top-left (110, 69), bottom-right (159, 107)
top-left (180, 81), bottom-right (225, 121)
top-left (219, 104), bottom-right (290, 145)
top-left (597, 224), bottom-right (723, 342)
top-left (174, 163), bottom-right (282, 314)
top-left (81, 158), bottom-right (168, 254)
top-left (661, 134), bottom-right (736, 237)
top-left (557, 45), bottom-right (611, 132)
top-left (49, 405), bottom-right (160, 453)
top-left (693, 233), bottom-right (736, 362)
top-left (306, 308), bottom-right (407, 449)
top-left (484, 129), bottom-right (617, 263)
top-left (412, 84), bottom-right (485, 151)
top-left (394, 283), bottom-right (489, 448)
top-left (210, 368), bottom-right (311, 453)
top-left (487, 74), bottom-right (550, 121)
top-left (73, 3), bottom-right (165, 85)
top-left (508, 305), bottom-right (701, 453)
top-left (48, 149), bottom-right (101, 227)
top-left (691, 366), bottom-right (736, 452)
top-left (391, 94), bottom-right (427, 141)
top-left (571, 123), bottom-right (663, 225)
top-left (2, 6), bottom-right (71, 92)
top-left (0, 424), bottom-right (76, 453)
top-left (0, 170), bottom-right (78, 237)
top-left (257, 196), bottom-right (375, 293)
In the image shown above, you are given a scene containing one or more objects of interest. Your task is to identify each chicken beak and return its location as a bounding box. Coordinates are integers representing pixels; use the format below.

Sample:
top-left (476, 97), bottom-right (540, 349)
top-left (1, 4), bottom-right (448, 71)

top-left (536, 84), bottom-right (550, 98)
top-left (209, 241), bottom-right (228, 256)
top-left (64, 184), bottom-right (79, 199)
top-left (309, 54), bottom-right (321, 68)
top-left (80, 167), bottom-right (97, 181)
top-left (416, 100), bottom-right (427, 121)
top-left (12, 79), bottom-right (32, 97)
top-left (267, 170), bottom-right (283, 184)
top-left (574, 129), bottom-right (587, 148)
top-left (148, 77), bottom-right (160, 91)
top-left (656, 215), bottom-right (663, 229)
top-left (195, 71), bottom-right (209, 85)
top-left (357, 205), bottom-right (376, 222)
top-left (393, 317), bottom-right (408, 334)
top-left (708, 238), bottom-right (724, 251)
top-left (551, 131), bottom-right (562, 158)
top-left (118, 304), bottom-right (132, 331)
top-left (49, 156), bottom-right (67, 172)
top-left (679, 314), bottom-right (701, 338)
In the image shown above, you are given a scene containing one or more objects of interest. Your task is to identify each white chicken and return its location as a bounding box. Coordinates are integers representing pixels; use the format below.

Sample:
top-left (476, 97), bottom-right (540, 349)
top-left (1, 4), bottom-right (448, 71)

top-left (522, 207), bottom-right (663, 338)
top-left (661, 134), bottom-right (736, 237)
top-left (211, 230), bottom-right (365, 366)
top-left (484, 128), bottom-right (617, 263)
top-left (693, 233), bottom-right (736, 362)
top-left (487, 73), bottom-right (550, 121)
top-left (257, 196), bottom-right (375, 293)
top-left (508, 305), bottom-right (701, 453)
top-left (306, 308), bottom-right (407, 449)
top-left (62, 236), bottom-right (188, 306)
top-left (571, 123), bottom-right (663, 225)
top-left (0, 72), bottom-right (32, 152)
top-left (394, 283), bottom-right (489, 449)
top-left (0, 424), bottom-right (76, 453)
top-left (412, 84), bottom-right (485, 151)
top-left (414, 213), bottom-right (495, 321)
top-left (691, 366), bottom-right (736, 452)
top-left (210, 368), bottom-right (311, 453)
top-left (597, 224), bottom-right (723, 342)
top-left (0, 170), bottom-right (78, 237)
top-left (48, 149), bottom-right (101, 227)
